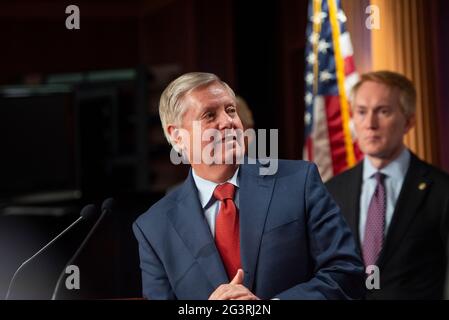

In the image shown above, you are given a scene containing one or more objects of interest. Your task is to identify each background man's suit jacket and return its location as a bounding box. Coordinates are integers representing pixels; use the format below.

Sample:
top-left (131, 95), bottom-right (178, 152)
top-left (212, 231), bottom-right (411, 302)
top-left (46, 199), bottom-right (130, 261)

top-left (326, 152), bottom-right (449, 299)
top-left (133, 160), bottom-right (365, 299)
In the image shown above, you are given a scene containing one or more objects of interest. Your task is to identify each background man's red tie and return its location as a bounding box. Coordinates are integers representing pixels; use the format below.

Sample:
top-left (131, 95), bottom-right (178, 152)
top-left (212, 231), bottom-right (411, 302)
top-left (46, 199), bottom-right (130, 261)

top-left (214, 182), bottom-right (241, 280)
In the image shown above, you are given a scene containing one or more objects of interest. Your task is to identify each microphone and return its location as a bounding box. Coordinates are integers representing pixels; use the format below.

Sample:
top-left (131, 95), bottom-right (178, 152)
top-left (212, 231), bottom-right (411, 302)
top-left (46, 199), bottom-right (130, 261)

top-left (51, 197), bottom-right (115, 300)
top-left (4, 204), bottom-right (97, 300)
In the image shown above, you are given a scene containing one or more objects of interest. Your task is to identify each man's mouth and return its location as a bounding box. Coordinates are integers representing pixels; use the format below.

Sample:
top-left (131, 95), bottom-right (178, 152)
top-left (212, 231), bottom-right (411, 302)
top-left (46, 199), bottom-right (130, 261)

top-left (222, 135), bottom-right (237, 142)
top-left (364, 136), bottom-right (382, 144)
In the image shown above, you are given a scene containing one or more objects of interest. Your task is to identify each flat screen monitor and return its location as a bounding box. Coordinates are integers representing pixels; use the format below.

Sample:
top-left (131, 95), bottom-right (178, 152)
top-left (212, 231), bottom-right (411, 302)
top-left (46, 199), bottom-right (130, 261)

top-left (0, 87), bottom-right (79, 202)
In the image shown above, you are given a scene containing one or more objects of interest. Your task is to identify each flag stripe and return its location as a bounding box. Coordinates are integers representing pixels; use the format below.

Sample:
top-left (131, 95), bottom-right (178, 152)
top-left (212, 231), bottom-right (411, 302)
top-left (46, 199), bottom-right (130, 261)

top-left (344, 56), bottom-right (356, 76)
top-left (339, 32), bottom-right (354, 58)
top-left (312, 96), bottom-right (333, 180)
top-left (325, 96), bottom-right (348, 175)
top-left (327, 0), bottom-right (356, 167)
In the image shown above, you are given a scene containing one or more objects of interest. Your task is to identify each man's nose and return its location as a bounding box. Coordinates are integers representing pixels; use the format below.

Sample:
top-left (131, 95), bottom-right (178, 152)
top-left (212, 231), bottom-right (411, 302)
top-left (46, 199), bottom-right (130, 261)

top-left (366, 111), bottom-right (378, 129)
top-left (217, 111), bottom-right (233, 130)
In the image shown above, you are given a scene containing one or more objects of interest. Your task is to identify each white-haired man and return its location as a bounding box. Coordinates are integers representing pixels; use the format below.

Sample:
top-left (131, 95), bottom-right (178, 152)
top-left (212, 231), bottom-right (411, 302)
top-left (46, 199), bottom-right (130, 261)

top-left (133, 72), bottom-right (365, 300)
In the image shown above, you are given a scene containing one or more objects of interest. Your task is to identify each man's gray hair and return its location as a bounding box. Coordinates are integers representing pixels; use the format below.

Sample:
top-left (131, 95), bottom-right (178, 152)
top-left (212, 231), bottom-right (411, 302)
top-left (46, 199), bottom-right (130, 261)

top-left (159, 72), bottom-right (236, 146)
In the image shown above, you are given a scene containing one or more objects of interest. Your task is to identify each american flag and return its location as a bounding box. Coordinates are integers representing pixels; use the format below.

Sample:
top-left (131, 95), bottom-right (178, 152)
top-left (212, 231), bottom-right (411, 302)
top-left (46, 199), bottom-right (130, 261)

top-left (303, 0), bottom-right (362, 181)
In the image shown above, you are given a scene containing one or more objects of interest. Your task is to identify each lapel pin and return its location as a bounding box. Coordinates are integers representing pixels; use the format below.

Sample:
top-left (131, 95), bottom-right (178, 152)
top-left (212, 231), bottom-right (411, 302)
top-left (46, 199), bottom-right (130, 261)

top-left (418, 182), bottom-right (427, 190)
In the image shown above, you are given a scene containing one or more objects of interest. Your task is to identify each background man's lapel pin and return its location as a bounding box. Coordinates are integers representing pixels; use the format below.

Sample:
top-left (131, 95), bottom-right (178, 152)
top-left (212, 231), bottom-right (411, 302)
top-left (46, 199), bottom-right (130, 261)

top-left (418, 182), bottom-right (427, 190)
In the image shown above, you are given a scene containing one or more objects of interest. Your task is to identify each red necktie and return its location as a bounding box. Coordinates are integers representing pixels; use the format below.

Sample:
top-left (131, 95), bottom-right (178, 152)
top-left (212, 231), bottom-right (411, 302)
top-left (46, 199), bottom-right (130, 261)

top-left (214, 183), bottom-right (241, 280)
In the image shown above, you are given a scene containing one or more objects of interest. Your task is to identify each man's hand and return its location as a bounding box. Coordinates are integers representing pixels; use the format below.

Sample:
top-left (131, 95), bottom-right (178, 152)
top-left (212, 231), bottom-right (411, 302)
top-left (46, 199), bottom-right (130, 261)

top-left (208, 269), bottom-right (260, 300)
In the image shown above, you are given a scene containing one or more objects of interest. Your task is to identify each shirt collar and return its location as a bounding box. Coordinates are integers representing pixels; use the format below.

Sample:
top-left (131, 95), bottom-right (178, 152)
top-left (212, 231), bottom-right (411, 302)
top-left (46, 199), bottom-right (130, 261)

top-left (363, 148), bottom-right (411, 181)
top-left (192, 167), bottom-right (240, 209)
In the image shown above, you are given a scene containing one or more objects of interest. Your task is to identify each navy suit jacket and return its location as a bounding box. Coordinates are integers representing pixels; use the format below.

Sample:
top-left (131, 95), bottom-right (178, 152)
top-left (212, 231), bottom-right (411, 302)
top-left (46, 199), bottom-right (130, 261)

top-left (326, 153), bottom-right (449, 299)
top-left (133, 159), bottom-right (365, 299)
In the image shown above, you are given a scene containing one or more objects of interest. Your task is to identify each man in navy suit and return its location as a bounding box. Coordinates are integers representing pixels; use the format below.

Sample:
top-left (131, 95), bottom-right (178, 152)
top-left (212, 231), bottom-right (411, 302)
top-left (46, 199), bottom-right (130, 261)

top-left (326, 71), bottom-right (449, 299)
top-left (133, 72), bottom-right (365, 300)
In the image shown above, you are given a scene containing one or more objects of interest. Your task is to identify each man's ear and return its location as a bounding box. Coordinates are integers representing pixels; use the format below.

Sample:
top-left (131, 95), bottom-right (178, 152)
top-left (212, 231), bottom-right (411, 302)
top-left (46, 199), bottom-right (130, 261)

top-left (167, 124), bottom-right (182, 150)
top-left (405, 114), bottom-right (416, 134)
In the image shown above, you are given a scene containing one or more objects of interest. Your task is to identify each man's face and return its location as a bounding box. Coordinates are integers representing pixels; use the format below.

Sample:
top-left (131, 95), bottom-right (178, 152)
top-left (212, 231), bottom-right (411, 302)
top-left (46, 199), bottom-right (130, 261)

top-left (174, 82), bottom-right (244, 166)
top-left (353, 81), bottom-right (414, 162)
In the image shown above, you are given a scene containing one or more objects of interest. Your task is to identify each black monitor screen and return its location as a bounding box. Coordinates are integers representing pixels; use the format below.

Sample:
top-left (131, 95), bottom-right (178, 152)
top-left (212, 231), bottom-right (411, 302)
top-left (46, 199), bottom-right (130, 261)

top-left (0, 92), bottom-right (78, 199)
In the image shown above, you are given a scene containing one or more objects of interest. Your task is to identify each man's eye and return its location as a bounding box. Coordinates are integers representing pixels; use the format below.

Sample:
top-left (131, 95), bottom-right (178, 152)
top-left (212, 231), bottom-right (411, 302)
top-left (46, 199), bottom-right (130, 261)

top-left (226, 106), bottom-right (236, 114)
top-left (203, 112), bottom-right (215, 120)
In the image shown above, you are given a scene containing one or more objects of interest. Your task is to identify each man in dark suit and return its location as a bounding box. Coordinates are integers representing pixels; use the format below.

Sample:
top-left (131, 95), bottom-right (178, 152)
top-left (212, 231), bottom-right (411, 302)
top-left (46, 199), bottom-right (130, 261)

top-left (133, 72), bottom-right (364, 300)
top-left (326, 71), bottom-right (449, 299)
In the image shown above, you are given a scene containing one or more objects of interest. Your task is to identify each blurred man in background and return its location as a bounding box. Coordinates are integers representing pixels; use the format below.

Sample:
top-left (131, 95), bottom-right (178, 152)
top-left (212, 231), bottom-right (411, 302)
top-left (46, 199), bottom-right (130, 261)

top-left (236, 96), bottom-right (256, 157)
top-left (326, 71), bottom-right (449, 299)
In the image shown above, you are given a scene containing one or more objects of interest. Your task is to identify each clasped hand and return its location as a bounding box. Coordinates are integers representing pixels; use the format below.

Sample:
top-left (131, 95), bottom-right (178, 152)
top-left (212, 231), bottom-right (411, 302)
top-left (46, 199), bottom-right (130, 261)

top-left (208, 269), bottom-right (260, 300)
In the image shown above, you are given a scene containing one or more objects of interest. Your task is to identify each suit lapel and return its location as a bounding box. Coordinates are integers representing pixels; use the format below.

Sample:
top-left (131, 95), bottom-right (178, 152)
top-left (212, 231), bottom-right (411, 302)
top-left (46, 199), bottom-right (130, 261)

top-left (238, 162), bottom-right (275, 290)
top-left (167, 171), bottom-right (228, 290)
top-left (377, 154), bottom-right (431, 267)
